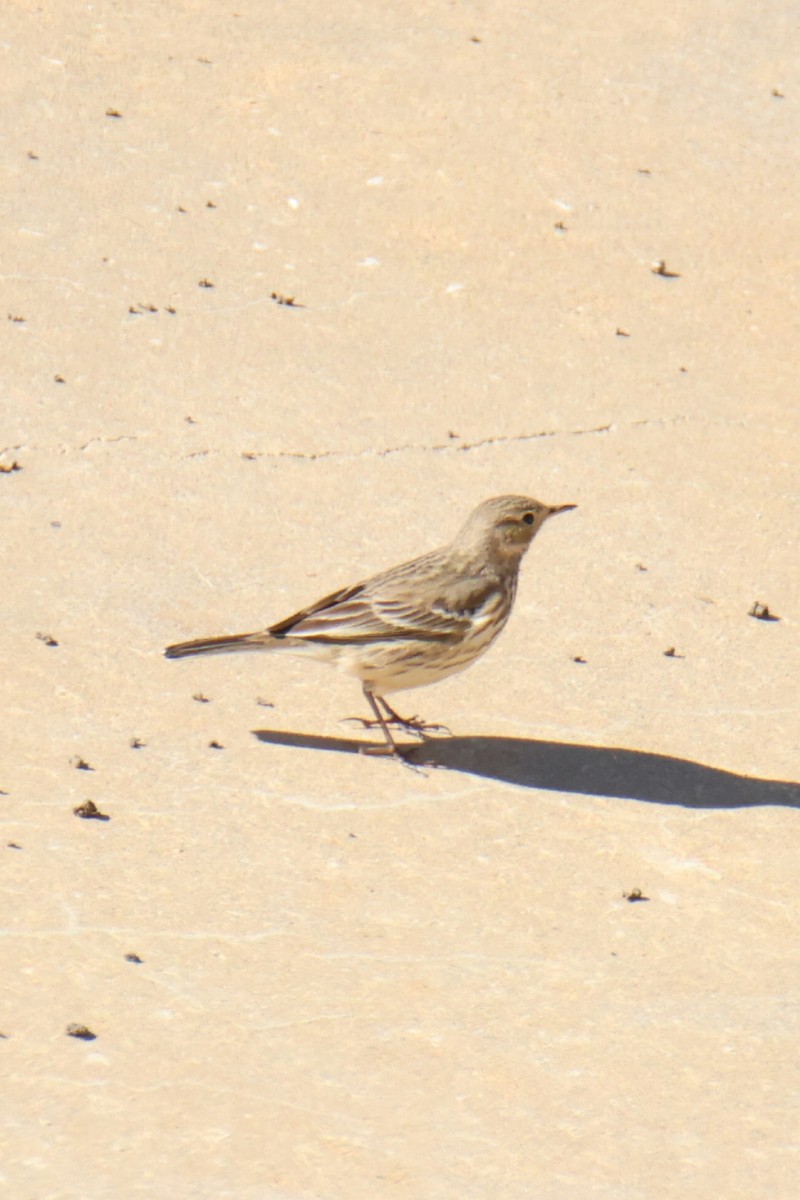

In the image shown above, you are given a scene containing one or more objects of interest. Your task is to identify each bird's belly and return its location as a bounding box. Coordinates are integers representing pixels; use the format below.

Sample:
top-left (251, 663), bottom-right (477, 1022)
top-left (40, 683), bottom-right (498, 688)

top-left (335, 626), bottom-right (502, 694)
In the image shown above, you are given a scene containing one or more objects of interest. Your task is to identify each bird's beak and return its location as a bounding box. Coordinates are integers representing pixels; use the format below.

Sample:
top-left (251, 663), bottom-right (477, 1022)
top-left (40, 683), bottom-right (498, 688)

top-left (547, 503), bottom-right (577, 516)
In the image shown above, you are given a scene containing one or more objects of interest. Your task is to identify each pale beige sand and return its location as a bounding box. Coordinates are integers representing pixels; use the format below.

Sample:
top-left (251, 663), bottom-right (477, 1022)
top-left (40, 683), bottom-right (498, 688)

top-left (2, 2), bottom-right (798, 1197)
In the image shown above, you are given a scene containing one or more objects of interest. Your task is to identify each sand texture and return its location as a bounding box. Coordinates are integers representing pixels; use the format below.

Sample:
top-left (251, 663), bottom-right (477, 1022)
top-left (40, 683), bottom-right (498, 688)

top-left (2, 2), bottom-right (798, 1197)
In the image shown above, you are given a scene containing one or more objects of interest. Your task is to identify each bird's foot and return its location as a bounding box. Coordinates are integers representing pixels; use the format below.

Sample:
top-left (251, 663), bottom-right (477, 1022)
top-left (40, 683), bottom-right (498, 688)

top-left (345, 711), bottom-right (450, 740)
top-left (390, 712), bottom-right (451, 738)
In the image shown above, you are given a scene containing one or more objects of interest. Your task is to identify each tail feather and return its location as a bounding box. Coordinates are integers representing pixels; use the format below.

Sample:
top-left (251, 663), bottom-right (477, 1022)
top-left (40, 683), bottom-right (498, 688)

top-left (164, 631), bottom-right (270, 659)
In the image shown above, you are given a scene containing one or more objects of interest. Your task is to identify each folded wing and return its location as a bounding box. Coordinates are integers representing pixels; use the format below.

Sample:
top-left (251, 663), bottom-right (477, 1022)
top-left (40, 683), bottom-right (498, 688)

top-left (268, 569), bottom-right (500, 645)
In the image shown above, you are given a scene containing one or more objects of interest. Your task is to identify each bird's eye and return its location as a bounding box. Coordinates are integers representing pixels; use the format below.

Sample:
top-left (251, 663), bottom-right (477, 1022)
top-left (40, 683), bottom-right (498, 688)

top-left (522, 512), bottom-right (534, 525)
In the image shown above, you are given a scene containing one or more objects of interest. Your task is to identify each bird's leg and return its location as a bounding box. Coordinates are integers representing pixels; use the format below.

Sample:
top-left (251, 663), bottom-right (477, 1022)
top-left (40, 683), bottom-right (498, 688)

top-left (359, 685), bottom-right (404, 756)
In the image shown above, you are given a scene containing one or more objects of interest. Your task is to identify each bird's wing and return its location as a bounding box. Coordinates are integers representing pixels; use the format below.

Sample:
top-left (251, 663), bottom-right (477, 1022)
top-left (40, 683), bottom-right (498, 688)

top-left (268, 570), bottom-right (500, 644)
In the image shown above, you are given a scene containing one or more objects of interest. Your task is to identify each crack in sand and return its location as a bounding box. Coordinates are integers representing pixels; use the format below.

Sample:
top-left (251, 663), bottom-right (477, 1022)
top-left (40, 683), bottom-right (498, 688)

top-left (225, 416), bottom-right (687, 462)
top-left (235, 422), bottom-right (613, 463)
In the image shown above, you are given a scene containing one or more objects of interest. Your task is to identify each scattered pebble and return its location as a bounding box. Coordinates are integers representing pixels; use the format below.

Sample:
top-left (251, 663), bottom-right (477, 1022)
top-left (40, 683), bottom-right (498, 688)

top-left (73, 800), bottom-right (109, 821)
top-left (749, 601), bottom-right (780, 622)
top-left (271, 291), bottom-right (303, 307)
top-left (66, 1023), bottom-right (97, 1040)
top-left (651, 260), bottom-right (681, 278)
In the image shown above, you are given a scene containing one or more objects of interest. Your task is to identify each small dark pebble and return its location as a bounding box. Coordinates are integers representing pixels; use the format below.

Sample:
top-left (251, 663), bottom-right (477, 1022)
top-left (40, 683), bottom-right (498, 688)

top-left (749, 601), bottom-right (780, 622)
top-left (663, 647), bottom-right (684, 658)
top-left (270, 291), bottom-right (304, 307)
top-left (125, 953), bottom-right (143, 964)
top-left (208, 740), bottom-right (224, 750)
top-left (623, 889), bottom-right (649, 902)
top-left (193, 692), bottom-right (211, 703)
top-left (70, 755), bottom-right (94, 770)
top-left (129, 736), bottom-right (146, 749)
top-left (73, 800), bottom-right (109, 821)
top-left (7, 842), bottom-right (22, 850)
top-left (573, 656), bottom-right (587, 664)
top-left (651, 260), bottom-right (681, 278)
top-left (36, 631), bottom-right (59, 646)
top-left (256, 697), bottom-right (275, 708)
top-left (66, 1024), bottom-right (97, 1040)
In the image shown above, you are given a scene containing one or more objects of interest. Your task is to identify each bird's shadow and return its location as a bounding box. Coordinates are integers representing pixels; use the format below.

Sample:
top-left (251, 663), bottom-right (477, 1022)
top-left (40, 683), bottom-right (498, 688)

top-left (252, 728), bottom-right (799, 810)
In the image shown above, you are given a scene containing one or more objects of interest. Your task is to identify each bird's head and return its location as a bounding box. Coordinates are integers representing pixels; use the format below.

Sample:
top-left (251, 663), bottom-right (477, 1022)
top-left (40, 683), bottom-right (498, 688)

top-left (457, 495), bottom-right (577, 566)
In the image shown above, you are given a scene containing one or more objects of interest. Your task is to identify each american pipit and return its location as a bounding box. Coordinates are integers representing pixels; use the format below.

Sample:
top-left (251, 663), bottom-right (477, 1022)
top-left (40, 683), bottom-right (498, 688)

top-left (165, 495), bottom-right (575, 756)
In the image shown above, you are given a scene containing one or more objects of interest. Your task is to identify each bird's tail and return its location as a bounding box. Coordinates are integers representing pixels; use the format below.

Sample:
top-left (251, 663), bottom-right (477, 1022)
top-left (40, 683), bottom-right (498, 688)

top-left (164, 631), bottom-right (270, 659)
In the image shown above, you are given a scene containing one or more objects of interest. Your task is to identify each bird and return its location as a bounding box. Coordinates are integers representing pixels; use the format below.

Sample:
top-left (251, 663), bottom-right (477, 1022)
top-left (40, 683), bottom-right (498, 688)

top-left (165, 495), bottom-right (576, 756)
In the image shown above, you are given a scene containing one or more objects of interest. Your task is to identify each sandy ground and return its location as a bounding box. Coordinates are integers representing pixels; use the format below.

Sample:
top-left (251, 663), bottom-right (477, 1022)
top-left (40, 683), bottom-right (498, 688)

top-left (2, 2), bottom-right (799, 1197)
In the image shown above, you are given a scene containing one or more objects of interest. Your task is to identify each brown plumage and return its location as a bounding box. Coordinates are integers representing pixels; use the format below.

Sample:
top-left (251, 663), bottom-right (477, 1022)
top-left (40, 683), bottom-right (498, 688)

top-left (165, 495), bottom-right (575, 755)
